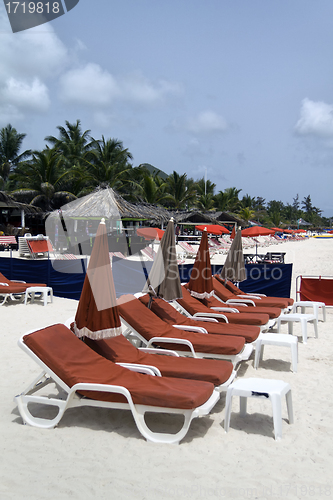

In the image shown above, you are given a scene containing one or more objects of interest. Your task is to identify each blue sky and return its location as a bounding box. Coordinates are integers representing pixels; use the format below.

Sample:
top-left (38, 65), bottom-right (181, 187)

top-left (1, 1), bottom-right (333, 215)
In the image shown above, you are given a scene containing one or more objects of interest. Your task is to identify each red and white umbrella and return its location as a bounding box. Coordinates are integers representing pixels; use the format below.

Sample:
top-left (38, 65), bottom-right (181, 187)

top-left (73, 219), bottom-right (122, 339)
top-left (187, 229), bottom-right (214, 299)
top-left (195, 224), bottom-right (230, 236)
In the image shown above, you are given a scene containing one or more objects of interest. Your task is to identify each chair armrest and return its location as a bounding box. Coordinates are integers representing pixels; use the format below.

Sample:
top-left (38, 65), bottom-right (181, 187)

top-left (146, 337), bottom-right (197, 357)
top-left (211, 307), bottom-right (240, 314)
top-left (226, 298), bottom-right (256, 306)
top-left (188, 316), bottom-right (219, 323)
top-left (138, 347), bottom-right (179, 357)
top-left (172, 324), bottom-right (208, 334)
top-left (116, 362), bottom-right (161, 376)
top-left (238, 294), bottom-right (262, 300)
top-left (193, 312), bottom-right (229, 323)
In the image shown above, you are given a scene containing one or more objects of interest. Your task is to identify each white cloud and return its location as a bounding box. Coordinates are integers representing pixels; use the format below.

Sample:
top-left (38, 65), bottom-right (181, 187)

top-left (186, 110), bottom-right (228, 135)
top-left (0, 14), bottom-right (69, 81)
top-left (3, 78), bottom-right (50, 112)
top-left (295, 98), bottom-right (333, 137)
top-left (0, 12), bottom-right (67, 122)
top-left (59, 63), bottom-right (119, 106)
top-left (59, 64), bottom-right (181, 108)
top-left (120, 73), bottom-right (182, 104)
top-left (0, 105), bottom-right (24, 127)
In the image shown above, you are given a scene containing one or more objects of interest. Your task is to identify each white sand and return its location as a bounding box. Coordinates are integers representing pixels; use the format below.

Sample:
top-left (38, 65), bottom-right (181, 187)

top-left (1, 237), bottom-right (333, 500)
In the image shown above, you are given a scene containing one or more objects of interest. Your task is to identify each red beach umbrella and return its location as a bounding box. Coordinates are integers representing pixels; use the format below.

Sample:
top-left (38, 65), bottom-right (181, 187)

top-left (137, 227), bottom-right (165, 240)
top-left (241, 226), bottom-right (275, 258)
top-left (187, 229), bottom-right (214, 299)
top-left (73, 219), bottom-right (122, 339)
top-left (195, 224), bottom-right (230, 235)
top-left (241, 226), bottom-right (276, 237)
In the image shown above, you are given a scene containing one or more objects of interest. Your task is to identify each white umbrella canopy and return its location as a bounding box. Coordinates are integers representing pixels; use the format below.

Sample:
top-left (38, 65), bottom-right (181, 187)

top-left (220, 228), bottom-right (246, 283)
top-left (143, 218), bottom-right (182, 302)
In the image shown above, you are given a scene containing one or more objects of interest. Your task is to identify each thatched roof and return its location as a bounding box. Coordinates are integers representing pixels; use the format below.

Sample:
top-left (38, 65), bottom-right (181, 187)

top-left (47, 187), bottom-right (172, 224)
top-left (0, 191), bottom-right (42, 214)
top-left (171, 210), bottom-right (242, 225)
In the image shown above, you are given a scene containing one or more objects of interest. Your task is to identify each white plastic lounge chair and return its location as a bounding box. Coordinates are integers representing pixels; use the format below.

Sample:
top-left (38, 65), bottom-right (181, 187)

top-left (15, 323), bottom-right (220, 444)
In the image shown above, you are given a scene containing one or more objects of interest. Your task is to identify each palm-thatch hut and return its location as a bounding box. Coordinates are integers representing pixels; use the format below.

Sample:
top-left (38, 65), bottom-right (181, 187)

top-left (46, 187), bottom-right (173, 255)
top-left (0, 191), bottom-right (42, 234)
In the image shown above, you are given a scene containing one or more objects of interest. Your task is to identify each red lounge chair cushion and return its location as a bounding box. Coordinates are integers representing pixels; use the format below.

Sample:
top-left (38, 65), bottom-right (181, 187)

top-left (23, 324), bottom-right (214, 410)
top-left (139, 294), bottom-right (260, 343)
top-left (215, 276), bottom-right (293, 307)
top-left (178, 287), bottom-right (270, 326)
top-left (202, 294), bottom-right (282, 320)
top-left (86, 335), bottom-right (234, 386)
top-left (117, 295), bottom-right (245, 355)
top-left (0, 272), bottom-right (46, 290)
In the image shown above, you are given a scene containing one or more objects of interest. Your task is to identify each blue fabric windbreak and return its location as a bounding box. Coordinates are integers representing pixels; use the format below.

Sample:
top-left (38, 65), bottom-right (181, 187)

top-left (239, 263), bottom-right (293, 298)
top-left (113, 261), bottom-right (292, 299)
top-left (0, 257), bottom-right (292, 300)
top-left (0, 256), bottom-right (87, 300)
top-left (112, 257), bottom-right (153, 296)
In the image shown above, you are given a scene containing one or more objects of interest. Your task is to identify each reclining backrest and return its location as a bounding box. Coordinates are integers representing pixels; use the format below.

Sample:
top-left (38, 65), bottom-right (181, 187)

top-left (117, 294), bottom-right (180, 340)
top-left (139, 294), bottom-right (188, 325)
top-left (177, 286), bottom-right (210, 315)
top-left (211, 277), bottom-right (235, 300)
top-left (224, 279), bottom-right (242, 295)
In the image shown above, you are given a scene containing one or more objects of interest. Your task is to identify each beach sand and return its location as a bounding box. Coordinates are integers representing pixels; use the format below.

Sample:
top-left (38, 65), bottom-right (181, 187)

top-left (1, 237), bottom-right (333, 500)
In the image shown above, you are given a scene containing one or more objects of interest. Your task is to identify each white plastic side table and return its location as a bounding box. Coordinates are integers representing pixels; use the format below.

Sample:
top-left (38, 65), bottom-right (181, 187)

top-left (254, 333), bottom-right (298, 372)
top-left (276, 313), bottom-right (318, 344)
top-left (224, 378), bottom-right (294, 440)
top-left (24, 286), bottom-right (53, 306)
top-left (292, 301), bottom-right (326, 322)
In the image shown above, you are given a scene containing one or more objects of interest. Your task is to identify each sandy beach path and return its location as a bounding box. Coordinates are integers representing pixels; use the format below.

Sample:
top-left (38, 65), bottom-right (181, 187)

top-left (1, 237), bottom-right (333, 500)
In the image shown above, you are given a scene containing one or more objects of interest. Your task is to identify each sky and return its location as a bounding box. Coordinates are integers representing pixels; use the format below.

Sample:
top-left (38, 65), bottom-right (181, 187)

top-left (1, 1), bottom-right (333, 216)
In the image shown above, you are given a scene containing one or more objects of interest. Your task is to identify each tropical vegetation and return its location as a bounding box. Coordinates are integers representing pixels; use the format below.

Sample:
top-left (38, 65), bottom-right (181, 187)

top-left (0, 121), bottom-right (331, 228)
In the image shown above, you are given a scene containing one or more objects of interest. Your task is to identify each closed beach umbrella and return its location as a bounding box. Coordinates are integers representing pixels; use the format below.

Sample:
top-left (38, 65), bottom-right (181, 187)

top-left (220, 228), bottom-right (246, 283)
top-left (73, 219), bottom-right (122, 339)
top-left (187, 229), bottom-right (214, 299)
top-left (143, 218), bottom-right (182, 301)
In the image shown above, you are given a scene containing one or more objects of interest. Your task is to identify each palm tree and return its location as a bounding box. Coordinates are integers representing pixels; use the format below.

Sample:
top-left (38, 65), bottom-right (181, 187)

top-left (9, 148), bottom-right (76, 210)
top-left (81, 136), bottom-right (134, 194)
top-left (214, 187), bottom-right (242, 212)
top-left (164, 171), bottom-right (197, 210)
top-left (196, 193), bottom-right (215, 211)
top-left (238, 207), bottom-right (255, 224)
top-left (45, 119), bottom-right (94, 169)
top-left (137, 172), bottom-right (173, 205)
top-left (0, 124), bottom-right (31, 186)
